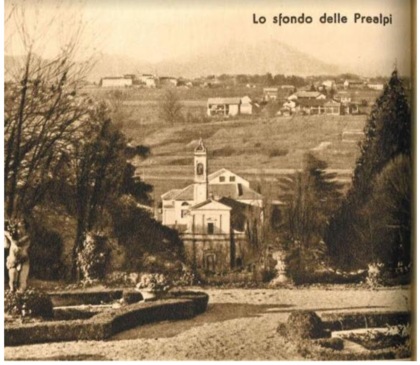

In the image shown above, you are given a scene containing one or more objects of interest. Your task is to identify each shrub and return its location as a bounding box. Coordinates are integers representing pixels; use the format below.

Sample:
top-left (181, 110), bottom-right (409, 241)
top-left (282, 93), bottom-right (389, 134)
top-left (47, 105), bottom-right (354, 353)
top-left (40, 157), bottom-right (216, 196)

top-left (260, 267), bottom-right (277, 283)
top-left (366, 262), bottom-right (385, 287)
top-left (5, 289), bottom-right (53, 319)
top-left (281, 311), bottom-right (325, 340)
top-left (29, 223), bottom-right (65, 280)
top-left (173, 270), bottom-right (201, 286)
top-left (314, 337), bottom-right (344, 351)
top-left (122, 290), bottom-right (143, 304)
top-left (136, 273), bottom-right (172, 292)
top-left (77, 233), bottom-right (111, 283)
top-left (268, 148), bottom-right (288, 158)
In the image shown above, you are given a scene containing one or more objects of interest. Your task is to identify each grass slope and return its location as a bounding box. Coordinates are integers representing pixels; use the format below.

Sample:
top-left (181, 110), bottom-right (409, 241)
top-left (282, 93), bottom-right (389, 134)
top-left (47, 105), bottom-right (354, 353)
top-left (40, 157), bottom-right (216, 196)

top-left (125, 114), bottom-right (366, 200)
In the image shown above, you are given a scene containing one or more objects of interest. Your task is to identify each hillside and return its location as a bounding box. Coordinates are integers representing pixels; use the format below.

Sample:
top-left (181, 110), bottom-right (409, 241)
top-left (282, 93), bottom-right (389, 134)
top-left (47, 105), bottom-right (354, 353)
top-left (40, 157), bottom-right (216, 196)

top-left (126, 115), bottom-right (367, 201)
top-left (152, 40), bottom-right (342, 78)
top-left (64, 39), bottom-right (342, 82)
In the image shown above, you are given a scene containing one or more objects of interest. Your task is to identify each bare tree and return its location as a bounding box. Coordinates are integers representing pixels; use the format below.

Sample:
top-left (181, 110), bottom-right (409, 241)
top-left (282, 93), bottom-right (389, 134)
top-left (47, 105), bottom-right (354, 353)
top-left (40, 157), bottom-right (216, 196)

top-left (159, 90), bottom-right (184, 124)
top-left (4, 0), bottom-right (96, 218)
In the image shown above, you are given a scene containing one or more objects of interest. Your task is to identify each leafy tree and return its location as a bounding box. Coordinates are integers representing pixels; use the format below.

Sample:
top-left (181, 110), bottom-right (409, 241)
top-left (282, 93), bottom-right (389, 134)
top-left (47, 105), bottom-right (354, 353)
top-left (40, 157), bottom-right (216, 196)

top-left (352, 69), bottom-right (411, 200)
top-left (264, 73), bottom-right (274, 86)
top-left (363, 155), bottom-right (411, 272)
top-left (67, 107), bottom-right (127, 278)
top-left (279, 153), bottom-right (342, 282)
top-left (325, 69), bottom-right (411, 271)
top-left (109, 195), bottom-right (184, 272)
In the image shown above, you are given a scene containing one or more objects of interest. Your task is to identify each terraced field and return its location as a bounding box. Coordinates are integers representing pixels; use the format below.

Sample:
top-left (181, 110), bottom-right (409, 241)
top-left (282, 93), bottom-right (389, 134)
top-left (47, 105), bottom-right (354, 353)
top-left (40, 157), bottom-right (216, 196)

top-left (124, 114), bottom-right (367, 200)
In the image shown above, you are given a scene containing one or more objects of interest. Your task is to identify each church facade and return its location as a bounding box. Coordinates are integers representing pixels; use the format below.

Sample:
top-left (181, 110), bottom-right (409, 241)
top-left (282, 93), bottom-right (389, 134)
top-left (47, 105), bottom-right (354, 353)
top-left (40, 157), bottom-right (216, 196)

top-left (161, 140), bottom-right (263, 273)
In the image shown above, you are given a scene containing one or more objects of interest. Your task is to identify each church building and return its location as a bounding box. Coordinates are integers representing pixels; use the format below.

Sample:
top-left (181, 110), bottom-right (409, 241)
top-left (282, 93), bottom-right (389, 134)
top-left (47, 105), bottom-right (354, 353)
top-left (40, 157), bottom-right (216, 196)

top-left (161, 140), bottom-right (263, 273)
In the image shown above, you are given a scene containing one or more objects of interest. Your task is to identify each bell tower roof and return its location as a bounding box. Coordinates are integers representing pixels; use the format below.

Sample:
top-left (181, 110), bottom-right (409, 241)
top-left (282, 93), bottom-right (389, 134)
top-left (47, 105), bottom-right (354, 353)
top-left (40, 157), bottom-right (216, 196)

top-left (195, 138), bottom-right (207, 153)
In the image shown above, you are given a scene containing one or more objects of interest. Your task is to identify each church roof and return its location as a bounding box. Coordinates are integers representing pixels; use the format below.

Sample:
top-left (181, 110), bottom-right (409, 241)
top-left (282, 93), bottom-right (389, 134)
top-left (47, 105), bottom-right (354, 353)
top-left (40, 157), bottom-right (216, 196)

top-left (162, 182), bottom-right (262, 203)
top-left (208, 168), bottom-right (229, 181)
top-left (218, 197), bottom-right (261, 231)
top-left (161, 189), bottom-right (183, 200)
top-left (173, 184), bottom-right (195, 201)
top-left (190, 199), bottom-right (232, 211)
top-left (294, 91), bottom-right (323, 98)
top-left (208, 97), bottom-right (241, 105)
top-left (209, 184), bottom-right (238, 199)
top-left (239, 185), bottom-right (263, 200)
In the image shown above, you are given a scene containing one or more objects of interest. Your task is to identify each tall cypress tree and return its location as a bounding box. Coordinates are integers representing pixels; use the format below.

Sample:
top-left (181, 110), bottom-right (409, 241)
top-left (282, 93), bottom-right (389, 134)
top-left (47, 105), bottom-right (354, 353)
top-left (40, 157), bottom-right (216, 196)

top-left (326, 69), bottom-right (412, 269)
top-left (351, 69), bottom-right (411, 201)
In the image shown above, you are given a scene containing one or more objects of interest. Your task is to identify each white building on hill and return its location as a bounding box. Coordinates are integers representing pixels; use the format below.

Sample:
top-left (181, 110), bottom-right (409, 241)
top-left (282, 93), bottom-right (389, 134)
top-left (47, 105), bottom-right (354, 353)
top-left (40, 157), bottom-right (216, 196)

top-left (161, 140), bottom-right (263, 272)
top-left (100, 77), bottom-right (133, 88)
top-left (207, 96), bottom-right (254, 117)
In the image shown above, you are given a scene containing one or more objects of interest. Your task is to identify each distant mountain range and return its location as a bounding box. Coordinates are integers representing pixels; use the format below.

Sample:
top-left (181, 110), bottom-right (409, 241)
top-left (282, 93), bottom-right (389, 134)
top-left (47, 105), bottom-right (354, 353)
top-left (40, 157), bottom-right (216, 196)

top-left (7, 40), bottom-right (396, 82)
top-left (81, 40), bottom-right (343, 82)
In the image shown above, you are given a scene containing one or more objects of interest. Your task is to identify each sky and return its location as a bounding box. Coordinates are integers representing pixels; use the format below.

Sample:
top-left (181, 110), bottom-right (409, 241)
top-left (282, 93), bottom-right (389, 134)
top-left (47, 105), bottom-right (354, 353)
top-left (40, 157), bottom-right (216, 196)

top-left (4, 0), bottom-right (413, 76)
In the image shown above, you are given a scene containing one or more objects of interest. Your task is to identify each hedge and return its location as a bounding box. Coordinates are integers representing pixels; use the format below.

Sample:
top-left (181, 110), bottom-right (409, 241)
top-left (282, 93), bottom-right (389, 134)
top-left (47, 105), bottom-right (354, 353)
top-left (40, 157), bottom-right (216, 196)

top-left (5, 292), bottom-right (209, 346)
top-left (321, 311), bottom-right (410, 332)
top-left (49, 289), bottom-right (123, 307)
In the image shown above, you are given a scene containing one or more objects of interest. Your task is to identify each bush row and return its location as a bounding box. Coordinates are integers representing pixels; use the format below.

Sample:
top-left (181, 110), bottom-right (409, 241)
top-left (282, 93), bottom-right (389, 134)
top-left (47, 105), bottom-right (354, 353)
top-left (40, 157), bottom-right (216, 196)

top-left (321, 311), bottom-right (411, 332)
top-left (277, 310), bottom-right (411, 360)
top-left (49, 289), bottom-right (123, 307)
top-left (5, 291), bottom-right (209, 346)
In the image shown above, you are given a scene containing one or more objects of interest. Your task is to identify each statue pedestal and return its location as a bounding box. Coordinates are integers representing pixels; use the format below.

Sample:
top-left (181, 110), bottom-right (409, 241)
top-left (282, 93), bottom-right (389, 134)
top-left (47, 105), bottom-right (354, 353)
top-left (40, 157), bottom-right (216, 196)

top-left (271, 250), bottom-right (289, 284)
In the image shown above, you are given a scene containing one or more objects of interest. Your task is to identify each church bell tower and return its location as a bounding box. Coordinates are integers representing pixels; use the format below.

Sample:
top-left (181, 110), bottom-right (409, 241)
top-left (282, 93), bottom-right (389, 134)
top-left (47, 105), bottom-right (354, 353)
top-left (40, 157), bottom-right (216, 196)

top-left (194, 139), bottom-right (208, 203)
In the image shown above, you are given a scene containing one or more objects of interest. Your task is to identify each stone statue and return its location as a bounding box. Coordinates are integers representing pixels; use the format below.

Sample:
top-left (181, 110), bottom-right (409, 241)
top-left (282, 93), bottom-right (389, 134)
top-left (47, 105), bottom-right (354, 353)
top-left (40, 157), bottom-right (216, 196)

top-left (5, 220), bottom-right (31, 292)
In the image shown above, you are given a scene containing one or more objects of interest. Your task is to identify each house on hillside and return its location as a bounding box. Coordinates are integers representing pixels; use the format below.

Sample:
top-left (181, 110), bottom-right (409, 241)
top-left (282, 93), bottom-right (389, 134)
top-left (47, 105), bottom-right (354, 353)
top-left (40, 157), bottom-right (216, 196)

top-left (280, 85), bottom-right (296, 93)
top-left (207, 96), bottom-right (255, 117)
top-left (159, 77), bottom-right (178, 88)
top-left (297, 98), bottom-right (341, 115)
top-left (336, 91), bottom-right (352, 104)
top-left (324, 100), bottom-right (341, 115)
top-left (161, 140), bottom-right (263, 272)
top-left (367, 83), bottom-right (384, 91)
top-left (321, 80), bottom-right (336, 90)
top-left (100, 77), bottom-right (133, 88)
top-left (139, 74), bottom-right (155, 82)
top-left (240, 96), bottom-right (253, 114)
top-left (288, 91), bottom-right (326, 101)
top-left (263, 87), bottom-right (279, 101)
top-left (297, 99), bottom-right (326, 115)
top-left (344, 79), bottom-right (365, 89)
top-left (282, 100), bottom-right (296, 114)
top-left (335, 92), bottom-right (361, 115)
top-left (207, 97), bottom-right (241, 117)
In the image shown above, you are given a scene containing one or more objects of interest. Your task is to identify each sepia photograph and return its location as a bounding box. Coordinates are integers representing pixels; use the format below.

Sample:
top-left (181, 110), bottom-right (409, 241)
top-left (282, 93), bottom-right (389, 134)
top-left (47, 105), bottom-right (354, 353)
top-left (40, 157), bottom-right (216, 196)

top-left (3, 0), bottom-right (414, 361)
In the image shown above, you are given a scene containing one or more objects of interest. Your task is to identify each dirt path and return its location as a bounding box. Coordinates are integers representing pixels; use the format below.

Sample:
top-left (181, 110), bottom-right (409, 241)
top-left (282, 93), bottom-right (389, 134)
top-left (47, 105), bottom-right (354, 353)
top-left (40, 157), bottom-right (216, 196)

top-left (4, 286), bottom-right (410, 361)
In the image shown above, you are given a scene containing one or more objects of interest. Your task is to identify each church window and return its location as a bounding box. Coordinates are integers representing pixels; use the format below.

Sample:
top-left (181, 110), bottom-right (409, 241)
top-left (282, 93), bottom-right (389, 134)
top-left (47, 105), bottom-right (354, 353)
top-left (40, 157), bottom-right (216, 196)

top-left (196, 163), bottom-right (204, 175)
top-left (181, 202), bottom-right (189, 217)
top-left (207, 222), bottom-right (214, 234)
top-left (219, 176), bottom-right (225, 182)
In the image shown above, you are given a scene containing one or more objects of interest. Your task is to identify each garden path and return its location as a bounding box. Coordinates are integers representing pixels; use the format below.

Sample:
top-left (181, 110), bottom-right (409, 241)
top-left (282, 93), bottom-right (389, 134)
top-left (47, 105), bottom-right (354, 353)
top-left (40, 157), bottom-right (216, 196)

top-left (4, 286), bottom-right (410, 361)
